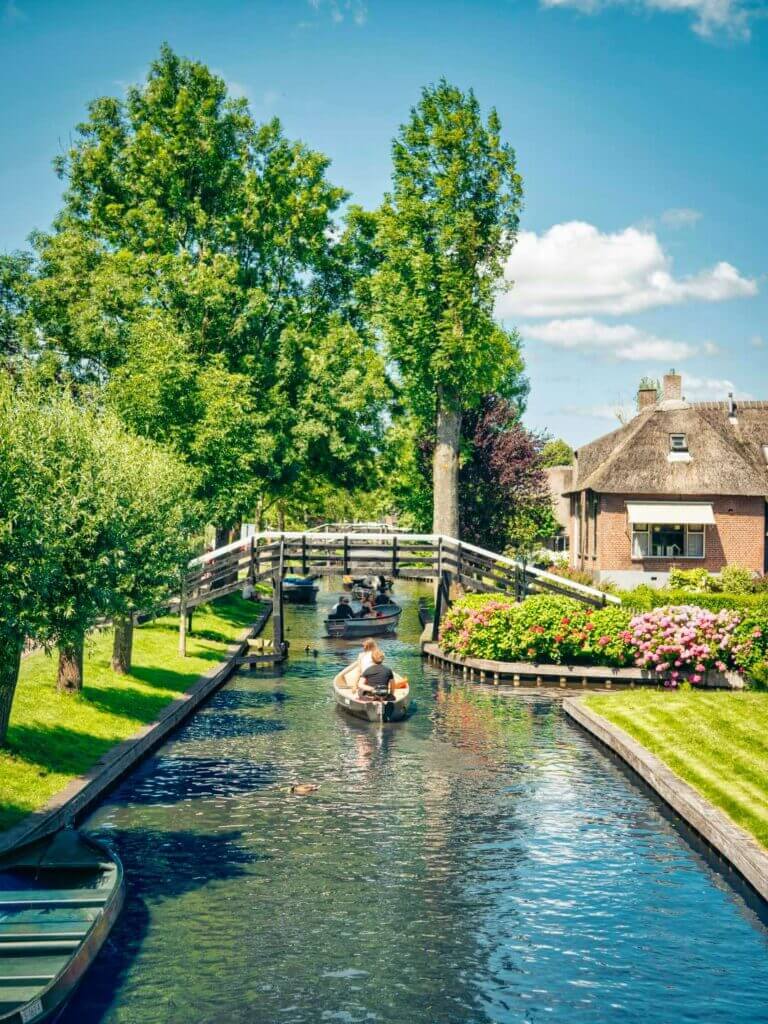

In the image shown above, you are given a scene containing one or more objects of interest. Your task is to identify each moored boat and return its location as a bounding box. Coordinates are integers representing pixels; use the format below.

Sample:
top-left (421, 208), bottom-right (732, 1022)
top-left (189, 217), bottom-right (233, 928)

top-left (332, 670), bottom-right (410, 722)
top-left (324, 605), bottom-right (402, 639)
top-left (0, 829), bottom-right (125, 1024)
top-left (282, 575), bottom-right (319, 604)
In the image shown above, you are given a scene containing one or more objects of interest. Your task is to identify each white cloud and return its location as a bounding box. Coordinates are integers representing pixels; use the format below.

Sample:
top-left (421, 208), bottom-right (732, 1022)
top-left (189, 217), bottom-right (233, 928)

top-left (498, 221), bottom-right (758, 318)
top-left (307, 0), bottom-right (368, 24)
top-left (523, 317), bottom-right (698, 362)
top-left (681, 375), bottom-right (753, 400)
top-left (661, 207), bottom-right (703, 229)
top-left (751, 334), bottom-right (765, 349)
top-left (539, 0), bottom-right (754, 40)
top-left (702, 340), bottom-right (720, 355)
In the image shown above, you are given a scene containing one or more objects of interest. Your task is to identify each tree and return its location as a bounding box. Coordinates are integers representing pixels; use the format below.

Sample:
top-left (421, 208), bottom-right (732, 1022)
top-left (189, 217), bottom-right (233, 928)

top-left (541, 438), bottom-right (573, 467)
top-left (14, 389), bottom-right (197, 691)
top-left (32, 46), bottom-right (385, 534)
top-left (459, 396), bottom-right (551, 553)
top-left (0, 253), bottom-right (36, 370)
top-left (0, 381), bottom-right (56, 744)
top-left (373, 80), bottom-right (524, 537)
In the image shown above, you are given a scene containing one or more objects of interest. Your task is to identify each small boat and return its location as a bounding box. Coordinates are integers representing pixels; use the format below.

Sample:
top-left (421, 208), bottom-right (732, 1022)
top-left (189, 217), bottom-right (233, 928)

top-left (282, 575), bottom-right (319, 605)
top-left (325, 605), bottom-right (402, 639)
top-left (0, 829), bottom-right (125, 1024)
top-left (333, 670), bottom-right (411, 722)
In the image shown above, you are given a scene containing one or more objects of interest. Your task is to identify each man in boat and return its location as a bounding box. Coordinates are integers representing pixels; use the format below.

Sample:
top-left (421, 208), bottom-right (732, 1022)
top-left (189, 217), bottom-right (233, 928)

top-left (329, 595), bottom-right (354, 620)
top-left (356, 596), bottom-right (375, 618)
top-left (358, 648), bottom-right (395, 701)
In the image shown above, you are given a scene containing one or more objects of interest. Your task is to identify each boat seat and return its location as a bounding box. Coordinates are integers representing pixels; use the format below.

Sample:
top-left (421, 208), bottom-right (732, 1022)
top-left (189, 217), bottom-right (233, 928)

top-left (0, 920), bottom-right (91, 942)
top-left (0, 907), bottom-right (99, 925)
top-left (0, 939), bottom-right (80, 953)
top-left (0, 953), bottom-right (70, 983)
top-left (0, 890), bottom-right (109, 909)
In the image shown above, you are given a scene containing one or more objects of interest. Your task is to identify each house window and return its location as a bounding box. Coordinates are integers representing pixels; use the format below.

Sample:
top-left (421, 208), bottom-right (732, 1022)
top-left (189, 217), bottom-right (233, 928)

top-left (762, 444), bottom-right (768, 464)
top-left (670, 433), bottom-right (688, 452)
top-left (631, 522), bottom-right (705, 559)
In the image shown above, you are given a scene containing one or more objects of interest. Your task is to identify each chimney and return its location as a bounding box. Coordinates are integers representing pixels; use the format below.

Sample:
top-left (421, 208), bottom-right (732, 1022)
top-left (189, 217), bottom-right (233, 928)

top-left (662, 370), bottom-right (682, 402)
top-left (638, 383), bottom-right (658, 410)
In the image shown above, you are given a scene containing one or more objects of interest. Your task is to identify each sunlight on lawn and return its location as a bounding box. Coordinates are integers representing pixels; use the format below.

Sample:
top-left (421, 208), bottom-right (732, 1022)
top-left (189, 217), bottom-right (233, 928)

top-left (0, 596), bottom-right (259, 832)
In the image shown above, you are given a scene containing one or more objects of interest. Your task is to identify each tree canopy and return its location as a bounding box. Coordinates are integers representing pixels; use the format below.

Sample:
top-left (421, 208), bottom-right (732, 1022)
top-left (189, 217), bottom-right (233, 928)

top-left (372, 79), bottom-right (524, 536)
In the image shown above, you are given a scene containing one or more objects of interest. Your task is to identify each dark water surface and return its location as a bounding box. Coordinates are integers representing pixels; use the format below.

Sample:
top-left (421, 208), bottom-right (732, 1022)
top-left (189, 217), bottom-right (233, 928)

top-left (67, 583), bottom-right (768, 1023)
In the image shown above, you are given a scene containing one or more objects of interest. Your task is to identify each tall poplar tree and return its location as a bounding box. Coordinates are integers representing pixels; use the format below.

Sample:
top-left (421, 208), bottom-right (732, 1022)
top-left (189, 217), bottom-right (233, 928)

top-left (373, 81), bottom-right (523, 537)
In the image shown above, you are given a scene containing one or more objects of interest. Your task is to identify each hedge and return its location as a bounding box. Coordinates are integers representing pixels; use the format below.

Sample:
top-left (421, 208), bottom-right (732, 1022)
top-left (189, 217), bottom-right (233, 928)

top-left (620, 587), bottom-right (768, 614)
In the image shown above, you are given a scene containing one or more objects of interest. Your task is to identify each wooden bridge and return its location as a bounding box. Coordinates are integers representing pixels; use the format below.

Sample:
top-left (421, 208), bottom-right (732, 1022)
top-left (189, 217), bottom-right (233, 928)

top-left (179, 530), bottom-right (618, 657)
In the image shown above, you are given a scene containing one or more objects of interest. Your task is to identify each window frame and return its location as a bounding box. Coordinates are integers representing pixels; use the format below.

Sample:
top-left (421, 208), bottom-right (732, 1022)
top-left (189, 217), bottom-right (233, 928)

top-left (669, 433), bottom-right (688, 452)
top-left (631, 521), bottom-right (706, 560)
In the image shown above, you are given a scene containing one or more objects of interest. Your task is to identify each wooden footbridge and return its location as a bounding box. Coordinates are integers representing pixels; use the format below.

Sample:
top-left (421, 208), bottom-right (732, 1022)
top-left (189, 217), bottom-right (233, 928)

top-left (179, 529), bottom-right (618, 657)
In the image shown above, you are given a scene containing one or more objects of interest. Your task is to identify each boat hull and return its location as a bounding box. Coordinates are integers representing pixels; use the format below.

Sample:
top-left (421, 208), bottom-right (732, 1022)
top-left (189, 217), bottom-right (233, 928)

top-left (283, 585), bottom-right (319, 605)
top-left (0, 832), bottom-right (125, 1024)
top-left (324, 610), bottom-right (401, 639)
top-left (332, 674), bottom-right (410, 722)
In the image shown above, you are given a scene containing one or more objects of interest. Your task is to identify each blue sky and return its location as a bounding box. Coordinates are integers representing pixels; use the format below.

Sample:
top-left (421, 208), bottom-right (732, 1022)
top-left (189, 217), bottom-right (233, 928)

top-left (1, 0), bottom-right (766, 445)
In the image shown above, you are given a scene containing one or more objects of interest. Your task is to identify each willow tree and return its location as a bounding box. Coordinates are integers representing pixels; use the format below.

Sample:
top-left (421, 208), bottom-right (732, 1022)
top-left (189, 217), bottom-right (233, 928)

top-left (373, 81), bottom-right (523, 537)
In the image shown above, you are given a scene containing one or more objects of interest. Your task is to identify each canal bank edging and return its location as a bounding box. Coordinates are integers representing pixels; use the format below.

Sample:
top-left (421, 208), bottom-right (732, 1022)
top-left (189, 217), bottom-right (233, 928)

top-left (420, 642), bottom-right (745, 690)
top-left (0, 603), bottom-right (274, 857)
top-left (563, 697), bottom-right (768, 904)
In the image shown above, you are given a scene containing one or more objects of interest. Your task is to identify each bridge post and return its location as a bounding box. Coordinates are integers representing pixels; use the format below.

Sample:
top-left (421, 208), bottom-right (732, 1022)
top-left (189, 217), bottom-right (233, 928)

top-left (391, 535), bottom-right (398, 578)
top-left (343, 535), bottom-right (349, 575)
top-left (272, 538), bottom-right (285, 657)
top-left (248, 536), bottom-right (255, 584)
top-left (432, 570), bottom-right (453, 643)
top-left (301, 535), bottom-right (308, 576)
top-left (178, 579), bottom-right (187, 658)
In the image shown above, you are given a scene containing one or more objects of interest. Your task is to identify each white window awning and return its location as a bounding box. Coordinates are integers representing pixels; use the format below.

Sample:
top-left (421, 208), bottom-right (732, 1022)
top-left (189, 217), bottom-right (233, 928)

top-left (626, 502), bottom-right (715, 525)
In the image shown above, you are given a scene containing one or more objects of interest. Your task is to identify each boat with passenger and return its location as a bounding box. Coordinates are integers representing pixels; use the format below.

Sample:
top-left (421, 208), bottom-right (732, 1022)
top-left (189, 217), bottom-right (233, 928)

top-left (0, 829), bottom-right (125, 1024)
top-left (332, 669), bottom-right (410, 722)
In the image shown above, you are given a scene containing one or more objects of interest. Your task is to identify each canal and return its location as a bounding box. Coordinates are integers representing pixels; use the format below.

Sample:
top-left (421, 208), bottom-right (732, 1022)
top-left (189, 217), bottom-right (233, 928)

top-left (66, 583), bottom-right (768, 1023)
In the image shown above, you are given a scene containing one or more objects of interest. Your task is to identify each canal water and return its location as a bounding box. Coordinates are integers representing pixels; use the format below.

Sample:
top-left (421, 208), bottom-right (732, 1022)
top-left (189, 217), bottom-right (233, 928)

top-left (67, 583), bottom-right (768, 1023)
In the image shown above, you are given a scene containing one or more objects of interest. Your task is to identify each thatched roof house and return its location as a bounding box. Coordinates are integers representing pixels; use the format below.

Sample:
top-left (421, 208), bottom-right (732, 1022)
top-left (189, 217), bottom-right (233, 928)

top-left (567, 373), bottom-right (768, 587)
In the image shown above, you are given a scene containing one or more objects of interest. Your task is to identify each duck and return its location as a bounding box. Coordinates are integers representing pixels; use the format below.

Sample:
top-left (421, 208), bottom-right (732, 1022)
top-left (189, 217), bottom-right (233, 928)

top-left (289, 782), bottom-right (319, 795)
top-left (303, 645), bottom-right (319, 656)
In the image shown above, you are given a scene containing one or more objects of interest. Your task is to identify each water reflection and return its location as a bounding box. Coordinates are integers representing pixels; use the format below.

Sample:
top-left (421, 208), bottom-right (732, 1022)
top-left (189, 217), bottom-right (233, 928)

top-left (68, 582), bottom-right (768, 1024)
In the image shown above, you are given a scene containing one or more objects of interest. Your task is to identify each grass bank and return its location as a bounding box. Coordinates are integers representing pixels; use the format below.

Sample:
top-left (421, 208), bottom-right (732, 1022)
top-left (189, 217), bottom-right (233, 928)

top-left (585, 690), bottom-right (768, 848)
top-left (0, 595), bottom-right (261, 833)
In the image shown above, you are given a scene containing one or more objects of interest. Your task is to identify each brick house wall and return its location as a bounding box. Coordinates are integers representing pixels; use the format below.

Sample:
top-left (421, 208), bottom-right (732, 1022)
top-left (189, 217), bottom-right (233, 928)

top-left (570, 492), bottom-right (766, 583)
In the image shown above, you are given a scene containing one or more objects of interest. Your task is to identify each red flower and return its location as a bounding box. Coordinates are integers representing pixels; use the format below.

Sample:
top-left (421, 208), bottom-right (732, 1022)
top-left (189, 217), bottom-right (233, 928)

top-left (554, 635), bottom-right (564, 642)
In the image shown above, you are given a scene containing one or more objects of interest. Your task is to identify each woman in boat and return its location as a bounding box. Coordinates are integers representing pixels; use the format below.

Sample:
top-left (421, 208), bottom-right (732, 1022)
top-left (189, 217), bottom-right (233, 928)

top-left (341, 638), bottom-right (382, 691)
top-left (356, 596), bottom-right (375, 618)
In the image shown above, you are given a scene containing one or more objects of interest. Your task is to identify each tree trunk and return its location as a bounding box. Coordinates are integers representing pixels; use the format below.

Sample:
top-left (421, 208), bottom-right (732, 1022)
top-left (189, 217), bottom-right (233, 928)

top-left (57, 635), bottom-right (85, 693)
top-left (433, 392), bottom-right (462, 538)
top-left (214, 525), bottom-right (230, 551)
top-left (278, 504), bottom-right (286, 532)
top-left (111, 616), bottom-right (134, 675)
top-left (0, 638), bottom-right (23, 747)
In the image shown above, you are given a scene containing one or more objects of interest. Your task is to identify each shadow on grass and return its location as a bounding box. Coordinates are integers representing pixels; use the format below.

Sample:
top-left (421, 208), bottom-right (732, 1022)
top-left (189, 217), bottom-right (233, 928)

top-left (6, 723), bottom-right (117, 776)
top-left (60, 827), bottom-right (266, 1024)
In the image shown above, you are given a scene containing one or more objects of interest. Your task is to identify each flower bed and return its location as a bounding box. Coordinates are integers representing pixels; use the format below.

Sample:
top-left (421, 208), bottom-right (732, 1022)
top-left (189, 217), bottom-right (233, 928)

top-left (439, 594), bottom-right (768, 687)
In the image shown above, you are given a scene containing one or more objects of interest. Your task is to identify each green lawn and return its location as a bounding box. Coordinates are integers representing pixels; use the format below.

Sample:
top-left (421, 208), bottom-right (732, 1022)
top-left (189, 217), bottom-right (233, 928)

top-left (585, 690), bottom-right (768, 848)
top-left (0, 595), bottom-right (261, 833)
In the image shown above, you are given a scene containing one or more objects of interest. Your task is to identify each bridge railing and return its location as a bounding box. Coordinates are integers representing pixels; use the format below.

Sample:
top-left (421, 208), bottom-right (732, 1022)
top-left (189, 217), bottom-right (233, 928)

top-left (185, 531), bottom-right (617, 609)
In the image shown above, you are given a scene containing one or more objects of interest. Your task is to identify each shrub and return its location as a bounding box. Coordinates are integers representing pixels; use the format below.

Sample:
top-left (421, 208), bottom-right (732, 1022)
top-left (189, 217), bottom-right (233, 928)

top-left (720, 565), bottom-right (757, 594)
top-left (620, 588), bottom-right (768, 614)
top-left (440, 594), bottom-right (634, 666)
top-left (668, 567), bottom-right (709, 591)
top-left (628, 605), bottom-right (741, 685)
top-left (439, 593), bottom-right (768, 687)
top-left (732, 615), bottom-right (768, 674)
